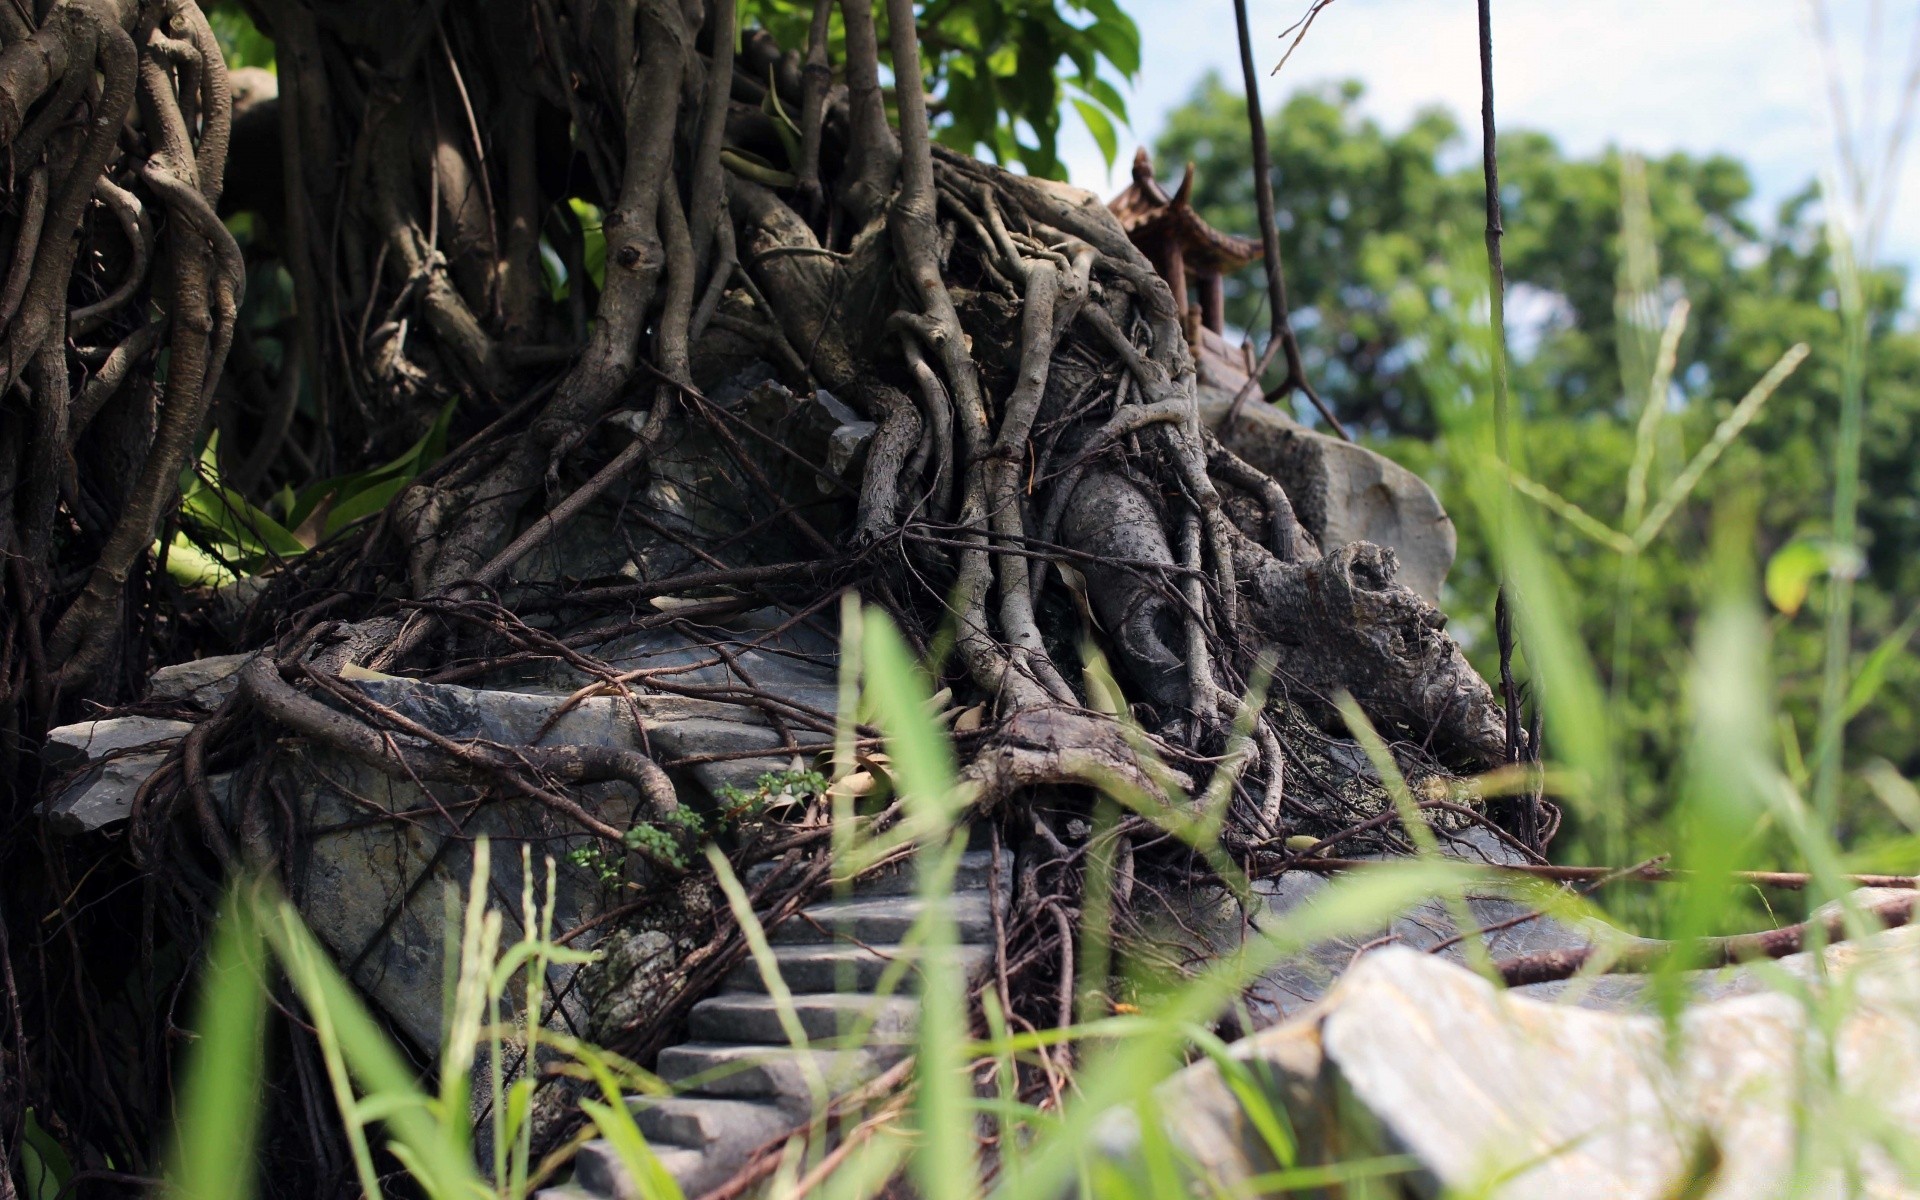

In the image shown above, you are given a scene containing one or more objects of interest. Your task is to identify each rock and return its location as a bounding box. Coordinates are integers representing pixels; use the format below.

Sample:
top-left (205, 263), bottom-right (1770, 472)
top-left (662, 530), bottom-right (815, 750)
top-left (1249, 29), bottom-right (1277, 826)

top-left (1096, 910), bottom-right (1920, 1199)
top-left (826, 419), bottom-right (877, 481)
top-left (1198, 388), bottom-right (1456, 601)
top-left (270, 605), bottom-right (843, 1051)
top-left (1139, 827), bottom-right (1627, 1025)
top-left (44, 715), bottom-right (194, 771)
top-left (148, 653), bottom-right (252, 710)
top-left (41, 717), bottom-right (196, 833)
top-left (46, 754), bottom-right (173, 833)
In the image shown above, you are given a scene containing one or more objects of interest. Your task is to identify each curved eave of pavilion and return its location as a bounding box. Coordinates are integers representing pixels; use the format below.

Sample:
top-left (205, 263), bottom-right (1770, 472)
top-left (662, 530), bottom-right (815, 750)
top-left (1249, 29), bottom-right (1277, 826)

top-left (1112, 203), bottom-right (1263, 273)
top-left (1107, 149), bottom-right (1264, 274)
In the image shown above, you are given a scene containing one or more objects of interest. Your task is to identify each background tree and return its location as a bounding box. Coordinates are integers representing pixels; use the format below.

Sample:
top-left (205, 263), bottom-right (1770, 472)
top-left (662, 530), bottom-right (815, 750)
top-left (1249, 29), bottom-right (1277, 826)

top-left (1157, 73), bottom-right (1920, 858)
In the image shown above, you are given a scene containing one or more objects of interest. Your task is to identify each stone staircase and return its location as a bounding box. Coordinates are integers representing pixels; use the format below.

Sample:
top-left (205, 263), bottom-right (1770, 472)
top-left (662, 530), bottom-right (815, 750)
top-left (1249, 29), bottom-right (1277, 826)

top-left (550, 846), bottom-right (1004, 1199)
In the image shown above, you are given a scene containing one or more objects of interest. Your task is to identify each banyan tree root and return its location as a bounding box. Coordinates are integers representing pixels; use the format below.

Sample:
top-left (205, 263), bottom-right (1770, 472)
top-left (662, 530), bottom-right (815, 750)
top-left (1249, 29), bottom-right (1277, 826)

top-left (227, 0), bottom-right (1508, 861)
top-left (2, 0), bottom-right (240, 711)
top-left (4, 0), bottom-right (1530, 1176)
top-left (0, 0), bottom-right (1516, 801)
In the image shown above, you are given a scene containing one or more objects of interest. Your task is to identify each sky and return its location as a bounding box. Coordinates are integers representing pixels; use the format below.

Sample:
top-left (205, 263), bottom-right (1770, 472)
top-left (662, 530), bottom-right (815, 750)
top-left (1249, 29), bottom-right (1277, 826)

top-left (1055, 0), bottom-right (1920, 282)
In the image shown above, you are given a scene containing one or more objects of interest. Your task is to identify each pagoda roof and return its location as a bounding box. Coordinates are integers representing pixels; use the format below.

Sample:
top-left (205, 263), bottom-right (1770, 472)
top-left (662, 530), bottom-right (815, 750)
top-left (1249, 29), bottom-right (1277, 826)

top-left (1107, 148), bottom-right (1263, 273)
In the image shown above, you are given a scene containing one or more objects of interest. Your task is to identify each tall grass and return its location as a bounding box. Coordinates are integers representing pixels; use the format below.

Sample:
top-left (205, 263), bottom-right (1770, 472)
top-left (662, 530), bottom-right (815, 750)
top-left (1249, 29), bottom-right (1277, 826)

top-left (157, 524), bottom-right (1920, 1200)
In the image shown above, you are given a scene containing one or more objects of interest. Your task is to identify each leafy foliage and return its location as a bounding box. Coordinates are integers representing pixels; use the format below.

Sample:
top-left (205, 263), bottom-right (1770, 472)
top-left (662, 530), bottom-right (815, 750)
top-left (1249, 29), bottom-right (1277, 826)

top-left (1159, 74), bottom-right (1920, 863)
top-left (745, 0), bottom-right (1138, 178)
top-left (168, 402), bottom-right (456, 586)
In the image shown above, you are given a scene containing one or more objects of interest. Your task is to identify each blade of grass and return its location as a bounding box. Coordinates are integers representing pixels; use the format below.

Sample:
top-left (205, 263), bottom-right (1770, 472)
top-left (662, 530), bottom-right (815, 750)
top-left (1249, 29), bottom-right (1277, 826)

top-left (165, 887), bottom-right (270, 1200)
top-left (1336, 694), bottom-right (1496, 983)
top-left (1631, 343), bottom-right (1810, 551)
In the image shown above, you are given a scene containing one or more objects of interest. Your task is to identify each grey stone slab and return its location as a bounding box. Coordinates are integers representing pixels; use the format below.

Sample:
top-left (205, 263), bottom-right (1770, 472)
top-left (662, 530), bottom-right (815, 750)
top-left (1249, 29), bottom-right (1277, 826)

top-left (654, 1042), bottom-right (903, 1105)
top-left (624, 1095), bottom-right (794, 1153)
top-left (770, 894), bottom-right (993, 945)
top-left (147, 653), bottom-right (252, 710)
top-left (721, 942), bottom-right (989, 994)
top-left (572, 1139), bottom-right (704, 1199)
top-left (746, 848), bottom-right (1003, 896)
top-left (44, 753), bottom-right (169, 833)
top-left (688, 992), bottom-right (920, 1045)
top-left (43, 716), bottom-right (193, 772)
top-left (41, 717), bottom-right (204, 834)
top-left (348, 677), bottom-right (638, 749)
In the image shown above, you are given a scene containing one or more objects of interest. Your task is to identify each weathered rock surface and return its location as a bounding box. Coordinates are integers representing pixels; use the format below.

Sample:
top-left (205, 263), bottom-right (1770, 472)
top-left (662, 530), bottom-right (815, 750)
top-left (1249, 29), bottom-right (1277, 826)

top-left (41, 716), bottom-right (196, 832)
top-left (1199, 389), bottom-right (1457, 602)
top-left (274, 605), bottom-right (843, 1051)
top-left (1097, 903), bottom-right (1920, 1199)
top-left (147, 653), bottom-right (251, 710)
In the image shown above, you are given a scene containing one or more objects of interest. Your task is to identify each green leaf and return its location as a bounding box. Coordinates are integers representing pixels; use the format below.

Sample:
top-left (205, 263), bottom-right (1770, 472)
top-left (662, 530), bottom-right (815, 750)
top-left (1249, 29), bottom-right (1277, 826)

top-left (859, 612), bottom-right (958, 818)
top-left (288, 401), bottom-right (456, 539)
top-left (162, 534), bottom-right (240, 589)
top-left (1079, 11), bottom-right (1139, 79)
top-left (1765, 539), bottom-right (1828, 616)
top-left (1080, 74), bottom-right (1129, 125)
top-left (1071, 98), bottom-right (1118, 170)
top-left (20, 1111), bottom-right (73, 1200)
top-left (258, 888), bottom-right (487, 1200)
top-left (322, 476), bottom-right (413, 539)
top-left (182, 483), bottom-right (308, 561)
top-left (571, 198), bottom-right (607, 294)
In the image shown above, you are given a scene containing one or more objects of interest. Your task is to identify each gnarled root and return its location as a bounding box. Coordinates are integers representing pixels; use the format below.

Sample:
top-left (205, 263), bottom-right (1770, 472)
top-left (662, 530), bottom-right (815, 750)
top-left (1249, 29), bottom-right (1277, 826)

top-left (1236, 536), bottom-right (1509, 769)
top-left (963, 707), bottom-right (1188, 810)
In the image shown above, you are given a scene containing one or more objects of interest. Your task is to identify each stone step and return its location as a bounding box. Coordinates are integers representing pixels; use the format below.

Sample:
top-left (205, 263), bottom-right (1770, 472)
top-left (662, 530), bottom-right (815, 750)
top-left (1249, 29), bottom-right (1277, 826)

top-left (625, 1094), bottom-right (795, 1154)
top-left (688, 991), bottom-right (920, 1045)
top-left (572, 1138), bottom-right (704, 1199)
top-left (721, 942), bottom-right (990, 994)
top-left (655, 1041), bottom-right (903, 1105)
top-left (769, 893), bottom-right (994, 946)
top-left (746, 848), bottom-right (1003, 897)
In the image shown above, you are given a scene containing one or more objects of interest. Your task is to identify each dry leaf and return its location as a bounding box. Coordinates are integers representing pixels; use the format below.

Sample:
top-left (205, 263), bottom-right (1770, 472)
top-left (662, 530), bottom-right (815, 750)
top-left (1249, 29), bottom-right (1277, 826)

top-left (649, 594), bottom-right (710, 611)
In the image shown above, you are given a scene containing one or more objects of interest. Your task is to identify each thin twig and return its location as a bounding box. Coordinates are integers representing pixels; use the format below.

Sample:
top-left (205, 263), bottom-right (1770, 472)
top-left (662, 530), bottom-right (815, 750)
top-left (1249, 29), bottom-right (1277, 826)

top-left (1498, 892), bottom-right (1919, 987)
top-left (1232, 0), bottom-right (1350, 441)
top-left (1278, 857), bottom-right (1917, 891)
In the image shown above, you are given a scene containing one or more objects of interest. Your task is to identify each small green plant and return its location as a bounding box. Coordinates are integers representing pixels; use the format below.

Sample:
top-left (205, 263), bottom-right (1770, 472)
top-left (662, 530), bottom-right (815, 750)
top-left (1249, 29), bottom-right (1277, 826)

top-left (715, 767), bottom-right (829, 819)
top-left (165, 401), bottom-right (456, 587)
top-left (565, 845), bottom-right (624, 885)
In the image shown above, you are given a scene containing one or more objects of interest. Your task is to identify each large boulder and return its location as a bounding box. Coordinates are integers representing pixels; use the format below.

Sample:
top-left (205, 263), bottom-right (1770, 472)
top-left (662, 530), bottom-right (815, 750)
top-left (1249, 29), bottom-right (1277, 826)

top-left (1096, 901), bottom-right (1920, 1199)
